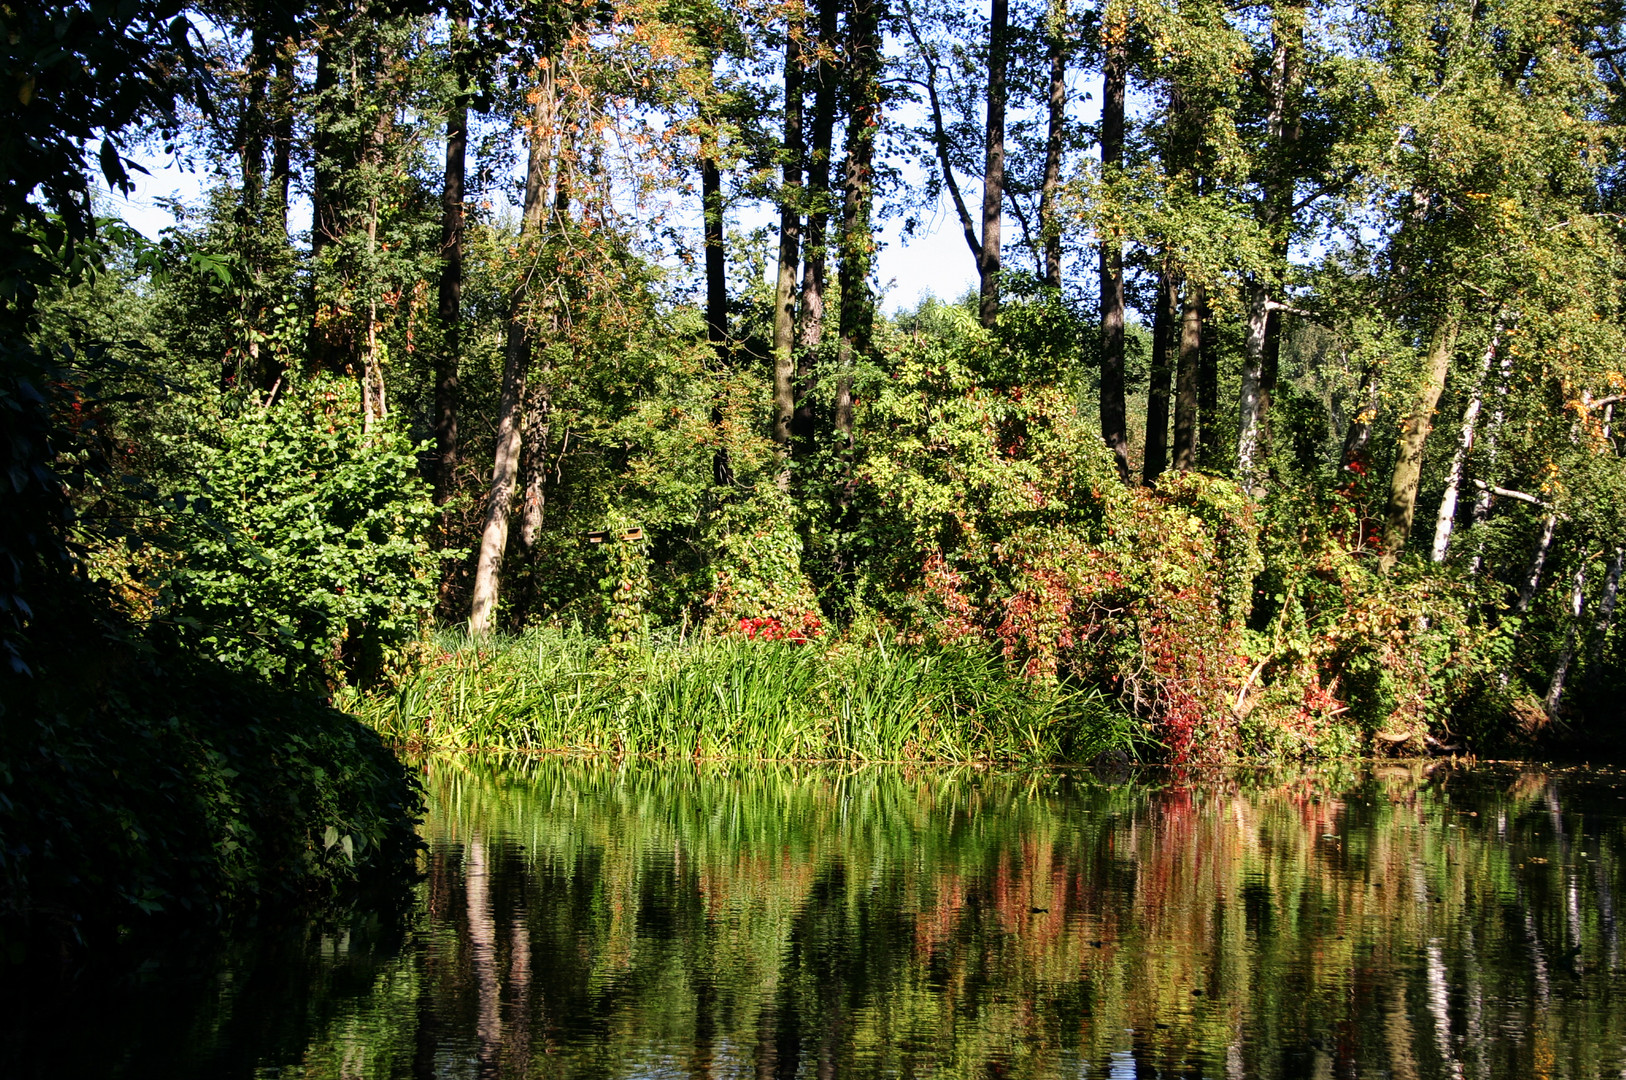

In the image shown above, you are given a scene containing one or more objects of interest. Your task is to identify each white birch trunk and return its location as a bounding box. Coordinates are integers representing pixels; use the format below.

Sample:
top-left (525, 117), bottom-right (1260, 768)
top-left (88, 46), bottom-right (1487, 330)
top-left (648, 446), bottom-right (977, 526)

top-left (1430, 325), bottom-right (1501, 562)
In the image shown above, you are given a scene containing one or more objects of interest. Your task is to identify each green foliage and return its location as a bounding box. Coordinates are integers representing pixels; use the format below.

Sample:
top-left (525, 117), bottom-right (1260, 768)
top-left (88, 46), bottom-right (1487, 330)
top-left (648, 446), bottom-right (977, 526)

top-left (154, 377), bottom-right (439, 688)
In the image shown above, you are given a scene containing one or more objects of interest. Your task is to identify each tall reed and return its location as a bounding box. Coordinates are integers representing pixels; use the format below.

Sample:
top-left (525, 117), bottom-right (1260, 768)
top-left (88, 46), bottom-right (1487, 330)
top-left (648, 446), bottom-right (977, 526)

top-left (352, 629), bottom-right (1141, 763)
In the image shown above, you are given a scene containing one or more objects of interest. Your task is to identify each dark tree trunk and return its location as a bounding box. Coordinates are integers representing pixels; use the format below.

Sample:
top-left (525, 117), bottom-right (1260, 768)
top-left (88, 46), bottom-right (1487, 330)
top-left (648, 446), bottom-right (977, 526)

top-left (1038, 0), bottom-right (1066, 289)
top-left (1197, 290), bottom-right (1218, 466)
top-left (977, 0), bottom-right (1007, 327)
top-left (307, 12), bottom-right (342, 373)
top-left (793, 0), bottom-right (838, 452)
top-left (702, 62), bottom-right (728, 351)
top-left (772, 24), bottom-right (804, 457)
top-left (237, 18), bottom-right (272, 227)
top-left (270, 40), bottom-right (294, 237)
top-left (1098, 11), bottom-right (1129, 482)
top-left (835, 0), bottom-right (884, 451)
top-left (434, 15), bottom-right (470, 509)
top-left (1173, 279), bottom-right (1203, 471)
top-left (1143, 262), bottom-right (1176, 483)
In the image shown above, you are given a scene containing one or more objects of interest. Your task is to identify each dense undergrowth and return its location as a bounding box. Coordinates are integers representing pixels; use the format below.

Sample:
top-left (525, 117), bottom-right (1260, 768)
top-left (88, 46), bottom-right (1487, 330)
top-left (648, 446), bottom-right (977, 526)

top-left (350, 629), bottom-right (1141, 762)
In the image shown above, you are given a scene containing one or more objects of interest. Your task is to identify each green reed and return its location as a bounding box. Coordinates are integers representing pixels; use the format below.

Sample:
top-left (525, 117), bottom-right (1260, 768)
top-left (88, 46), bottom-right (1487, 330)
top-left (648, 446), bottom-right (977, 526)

top-left (353, 628), bottom-right (1140, 763)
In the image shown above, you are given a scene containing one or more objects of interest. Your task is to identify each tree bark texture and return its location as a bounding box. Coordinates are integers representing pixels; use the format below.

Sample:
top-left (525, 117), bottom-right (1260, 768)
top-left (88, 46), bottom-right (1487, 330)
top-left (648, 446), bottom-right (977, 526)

top-left (1429, 323), bottom-right (1500, 563)
top-left (270, 40), bottom-right (295, 236)
top-left (1098, 5), bottom-right (1129, 482)
top-left (1172, 279), bottom-right (1203, 471)
top-left (772, 25), bottom-right (804, 457)
top-left (1197, 290), bottom-right (1218, 466)
top-left (701, 71), bottom-right (727, 351)
top-left (1380, 314), bottom-right (1460, 571)
top-left (1143, 262), bottom-right (1176, 483)
top-left (977, 0), bottom-right (1007, 327)
top-left (470, 75), bottom-right (556, 634)
top-left (1467, 334), bottom-right (1515, 575)
top-left (434, 15), bottom-right (470, 508)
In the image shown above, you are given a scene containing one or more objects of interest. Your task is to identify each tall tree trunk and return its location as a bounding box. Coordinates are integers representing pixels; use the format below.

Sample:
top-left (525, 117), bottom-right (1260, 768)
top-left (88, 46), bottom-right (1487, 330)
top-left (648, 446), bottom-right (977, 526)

top-left (793, 0), bottom-right (838, 452)
top-left (434, 15), bottom-right (470, 508)
top-left (1515, 514), bottom-right (1557, 615)
top-left (237, 18), bottom-right (272, 227)
top-left (1172, 279), bottom-right (1202, 471)
top-left (307, 9), bottom-right (343, 373)
top-left (1429, 323), bottom-right (1501, 562)
top-left (1589, 547), bottom-right (1624, 662)
top-left (1038, 0), bottom-right (1066, 289)
top-left (1143, 261), bottom-right (1176, 483)
top-left (1237, 286), bottom-right (1270, 488)
top-left (1545, 563), bottom-right (1587, 717)
top-left (1098, 3), bottom-right (1129, 482)
top-left (1339, 361), bottom-right (1380, 470)
top-left (834, 0), bottom-right (883, 451)
top-left (1197, 289), bottom-right (1218, 466)
top-left (977, 0), bottom-right (1007, 327)
top-left (1380, 313), bottom-right (1460, 571)
top-left (270, 40), bottom-right (295, 237)
top-left (1467, 335), bottom-right (1515, 575)
top-left (701, 58), bottom-right (728, 350)
top-left (470, 75), bottom-right (555, 634)
top-left (772, 24), bottom-right (804, 460)
top-left (517, 370), bottom-right (551, 553)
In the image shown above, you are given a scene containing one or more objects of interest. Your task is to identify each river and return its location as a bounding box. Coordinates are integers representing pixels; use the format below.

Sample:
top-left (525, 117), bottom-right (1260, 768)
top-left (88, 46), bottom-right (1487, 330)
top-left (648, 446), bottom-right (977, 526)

top-left (11, 757), bottom-right (1626, 1078)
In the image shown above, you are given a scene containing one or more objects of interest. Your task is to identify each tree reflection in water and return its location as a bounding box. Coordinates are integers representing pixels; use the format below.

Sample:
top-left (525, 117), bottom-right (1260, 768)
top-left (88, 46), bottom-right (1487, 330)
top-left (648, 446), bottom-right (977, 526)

top-left (10, 759), bottom-right (1626, 1079)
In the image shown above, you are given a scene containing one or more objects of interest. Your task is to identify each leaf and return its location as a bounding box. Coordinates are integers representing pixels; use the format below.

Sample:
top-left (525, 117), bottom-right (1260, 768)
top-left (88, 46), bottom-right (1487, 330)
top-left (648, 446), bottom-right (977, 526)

top-left (323, 824), bottom-right (339, 850)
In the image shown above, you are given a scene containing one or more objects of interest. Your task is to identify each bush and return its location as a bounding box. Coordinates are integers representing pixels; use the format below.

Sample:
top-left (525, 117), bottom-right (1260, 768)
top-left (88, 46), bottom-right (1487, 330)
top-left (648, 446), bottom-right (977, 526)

top-left (153, 377), bottom-right (439, 688)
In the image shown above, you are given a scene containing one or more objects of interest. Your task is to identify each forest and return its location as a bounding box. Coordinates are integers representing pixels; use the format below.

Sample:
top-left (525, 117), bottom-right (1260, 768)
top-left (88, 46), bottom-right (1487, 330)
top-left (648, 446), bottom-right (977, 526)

top-left (5, 0), bottom-right (1626, 948)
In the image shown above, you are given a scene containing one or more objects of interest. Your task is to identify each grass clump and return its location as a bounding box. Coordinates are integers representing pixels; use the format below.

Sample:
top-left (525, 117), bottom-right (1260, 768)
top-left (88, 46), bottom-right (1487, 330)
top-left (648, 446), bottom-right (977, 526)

top-left (351, 628), bottom-right (1141, 763)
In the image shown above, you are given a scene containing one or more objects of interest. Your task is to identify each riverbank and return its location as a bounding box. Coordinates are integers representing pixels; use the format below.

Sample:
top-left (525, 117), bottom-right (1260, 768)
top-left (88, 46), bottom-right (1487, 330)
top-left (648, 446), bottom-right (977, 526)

top-left (348, 628), bottom-right (1142, 763)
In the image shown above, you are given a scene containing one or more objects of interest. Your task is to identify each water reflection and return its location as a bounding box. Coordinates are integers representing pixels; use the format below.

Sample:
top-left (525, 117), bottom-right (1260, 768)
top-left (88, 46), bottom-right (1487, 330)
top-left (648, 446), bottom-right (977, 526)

top-left (14, 759), bottom-right (1626, 1078)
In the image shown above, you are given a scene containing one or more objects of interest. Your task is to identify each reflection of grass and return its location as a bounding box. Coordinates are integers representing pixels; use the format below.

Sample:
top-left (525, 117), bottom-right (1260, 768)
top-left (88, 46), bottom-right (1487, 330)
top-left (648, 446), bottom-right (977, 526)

top-left (353, 628), bottom-right (1141, 762)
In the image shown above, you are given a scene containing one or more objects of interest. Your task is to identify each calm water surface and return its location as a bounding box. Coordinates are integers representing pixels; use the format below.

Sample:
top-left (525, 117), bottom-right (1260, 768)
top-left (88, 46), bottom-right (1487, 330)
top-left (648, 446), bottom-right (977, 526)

top-left (14, 758), bottom-right (1626, 1078)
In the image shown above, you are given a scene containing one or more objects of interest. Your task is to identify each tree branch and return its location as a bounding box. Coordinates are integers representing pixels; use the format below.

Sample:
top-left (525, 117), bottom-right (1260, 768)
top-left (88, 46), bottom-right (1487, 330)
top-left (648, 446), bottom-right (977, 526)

top-left (1471, 478), bottom-right (1546, 507)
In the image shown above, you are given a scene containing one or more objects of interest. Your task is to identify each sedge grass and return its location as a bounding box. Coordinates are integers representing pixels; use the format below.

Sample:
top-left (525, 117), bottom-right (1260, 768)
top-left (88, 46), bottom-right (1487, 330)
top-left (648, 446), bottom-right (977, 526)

top-left (352, 628), bottom-right (1141, 764)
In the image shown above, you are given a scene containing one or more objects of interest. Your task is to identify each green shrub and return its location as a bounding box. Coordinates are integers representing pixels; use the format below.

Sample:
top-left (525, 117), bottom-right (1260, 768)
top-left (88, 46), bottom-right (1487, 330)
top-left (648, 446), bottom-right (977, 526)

top-left (154, 376), bottom-right (439, 688)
